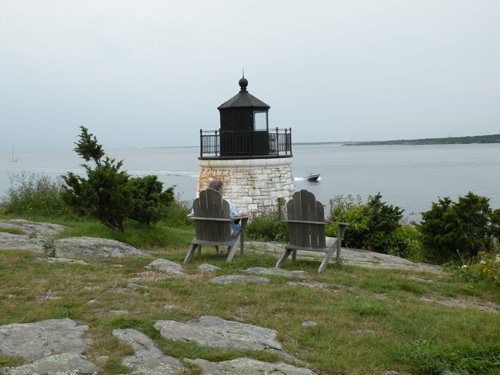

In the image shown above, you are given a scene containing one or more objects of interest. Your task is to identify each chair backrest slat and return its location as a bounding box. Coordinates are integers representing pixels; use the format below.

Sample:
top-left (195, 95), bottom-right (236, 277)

top-left (287, 190), bottom-right (326, 249)
top-left (193, 189), bottom-right (231, 242)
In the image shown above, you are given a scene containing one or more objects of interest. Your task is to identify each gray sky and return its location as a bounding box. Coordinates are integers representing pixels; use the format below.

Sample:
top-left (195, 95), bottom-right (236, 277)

top-left (1, 0), bottom-right (499, 153)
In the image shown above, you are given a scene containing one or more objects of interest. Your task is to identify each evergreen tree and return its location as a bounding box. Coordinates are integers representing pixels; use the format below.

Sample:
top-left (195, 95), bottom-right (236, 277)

top-left (62, 126), bottom-right (172, 231)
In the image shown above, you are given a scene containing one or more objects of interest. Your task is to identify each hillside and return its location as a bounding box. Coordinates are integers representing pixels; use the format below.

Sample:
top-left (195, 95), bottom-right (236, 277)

top-left (1, 219), bottom-right (499, 375)
top-left (348, 133), bottom-right (500, 146)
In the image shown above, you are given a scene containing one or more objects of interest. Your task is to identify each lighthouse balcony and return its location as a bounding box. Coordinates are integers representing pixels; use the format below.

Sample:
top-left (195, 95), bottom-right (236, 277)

top-left (199, 127), bottom-right (292, 160)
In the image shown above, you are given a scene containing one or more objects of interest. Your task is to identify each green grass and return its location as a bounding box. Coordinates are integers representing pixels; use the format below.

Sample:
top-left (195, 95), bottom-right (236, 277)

top-left (0, 214), bottom-right (499, 374)
top-left (1, 242), bottom-right (499, 374)
top-left (393, 339), bottom-right (500, 375)
top-left (0, 228), bottom-right (24, 235)
top-left (54, 218), bottom-right (193, 249)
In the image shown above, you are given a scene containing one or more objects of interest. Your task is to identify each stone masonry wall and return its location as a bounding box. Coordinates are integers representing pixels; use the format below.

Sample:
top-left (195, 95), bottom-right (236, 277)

top-left (198, 158), bottom-right (294, 215)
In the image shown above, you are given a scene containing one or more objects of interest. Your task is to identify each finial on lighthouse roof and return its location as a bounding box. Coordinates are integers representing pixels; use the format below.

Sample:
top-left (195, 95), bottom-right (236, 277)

top-left (239, 70), bottom-right (248, 92)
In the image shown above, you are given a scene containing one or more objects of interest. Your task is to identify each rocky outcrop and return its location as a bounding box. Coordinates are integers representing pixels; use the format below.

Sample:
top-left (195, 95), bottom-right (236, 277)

top-left (211, 275), bottom-right (270, 284)
top-left (50, 237), bottom-right (148, 259)
top-left (0, 353), bottom-right (100, 375)
top-left (0, 219), bottom-right (64, 238)
top-left (247, 240), bottom-right (442, 273)
top-left (0, 220), bottom-right (64, 252)
top-left (0, 220), bottom-right (147, 262)
top-left (0, 318), bottom-right (100, 374)
top-left (113, 328), bottom-right (185, 374)
top-left (198, 263), bottom-right (221, 272)
top-left (154, 316), bottom-right (283, 353)
top-left (145, 258), bottom-right (187, 278)
top-left (246, 266), bottom-right (308, 279)
top-left (188, 357), bottom-right (318, 375)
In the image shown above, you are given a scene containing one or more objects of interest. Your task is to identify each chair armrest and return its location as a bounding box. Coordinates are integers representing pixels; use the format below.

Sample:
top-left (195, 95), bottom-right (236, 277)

top-left (325, 221), bottom-right (350, 227)
top-left (285, 219), bottom-right (327, 225)
top-left (189, 216), bottom-right (232, 222)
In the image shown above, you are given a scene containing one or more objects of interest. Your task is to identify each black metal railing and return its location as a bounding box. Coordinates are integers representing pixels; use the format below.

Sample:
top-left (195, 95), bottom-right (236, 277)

top-left (199, 127), bottom-right (292, 159)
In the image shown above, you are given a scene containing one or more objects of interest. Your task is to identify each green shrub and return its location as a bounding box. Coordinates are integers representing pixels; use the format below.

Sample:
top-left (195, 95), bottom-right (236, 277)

top-left (1, 172), bottom-right (72, 217)
top-left (247, 198), bottom-right (288, 242)
top-left (161, 198), bottom-right (193, 228)
top-left (327, 193), bottom-right (404, 253)
top-left (454, 248), bottom-right (500, 285)
top-left (419, 192), bottom-right (494, 263)
top-left (327, 195), bottom-right (369, 249)
top-left (62, 126), bottom-right (175, 231)
top-left (491, 209), bottom-right (500, 240)
top-left (388, 225), bottom-right (425, 261)
top-left (63, 156), bottom-right (131, 231)
top-left (128, 176), bottom-right (174, 225)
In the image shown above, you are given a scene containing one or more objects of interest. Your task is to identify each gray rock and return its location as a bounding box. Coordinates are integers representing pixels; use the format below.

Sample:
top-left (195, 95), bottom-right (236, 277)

top-left (198, 263), bottom-right (221, 272)
top-left (0, 233), bottom-right (43, 252)
top-left (246, 267), bottom-right (308, 279)
top-left (0, 219), bottom-right (65, 237)
top-left (0, 220), bottom-right (65, 252)
top-left (0, 318), bottom-right (100, 374)
top-left (109, 309), bottom-right (129, 315)
top-left (420, 295), bottom-right (500, 313)
top-left (154, 316), bottom-right (282, 352)
top-left (246, 240), bottom-right (443, 273)
top-left (145, 258), bottom-right (187, 278)
top-left (188, 357), bottom-right (318, 375)
top-left (211, 275), bottom-right (270, 284)
top-left (113, 329), bottom-right (184, 375)
top-left (286, 281), bottom-right (329, 289)
top-left (301, 321), bottom-right (317, 327)
top-left (52, 237), bottom-right (147, 258)
top-left (0, 318), bottom-right (90, 361)
top-left (0, 353), bottom-right (100, 375)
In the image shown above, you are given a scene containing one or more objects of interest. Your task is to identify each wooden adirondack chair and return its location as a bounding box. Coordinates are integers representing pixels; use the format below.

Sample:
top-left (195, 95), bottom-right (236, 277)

top-left (184, 188), bottom-right (248, 263)
top-left (276, 189), bottom-right (348, 273)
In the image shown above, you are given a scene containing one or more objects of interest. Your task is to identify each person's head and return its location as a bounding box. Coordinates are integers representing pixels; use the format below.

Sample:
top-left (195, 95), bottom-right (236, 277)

top-left (208, 179), bottom-right (224, 194)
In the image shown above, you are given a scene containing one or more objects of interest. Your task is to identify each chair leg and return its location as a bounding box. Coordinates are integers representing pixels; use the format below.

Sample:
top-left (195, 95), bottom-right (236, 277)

top-left (239, 233), bottom-right (245, 256)
top-left (276, 248), bottom-right (293, 268)
top-left (226, 245), bottom-right (238, 263)
top-left (184, 243), bottom-right (198, 264)
top-left (292, 249), bottom-right (297, 262)
top-left (318, 240), bottom-right (337, 273)
top-left (336, 224), bottom-right (347, 264)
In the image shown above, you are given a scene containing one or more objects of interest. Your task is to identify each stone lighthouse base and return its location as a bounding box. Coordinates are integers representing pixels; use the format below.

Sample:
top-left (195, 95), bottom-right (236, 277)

top-left (198, 158), bottom-right (294, 214)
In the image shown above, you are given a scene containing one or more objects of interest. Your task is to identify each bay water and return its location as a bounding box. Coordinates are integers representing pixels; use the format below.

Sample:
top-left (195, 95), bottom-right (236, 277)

top-left (1, 143), bottom-right (499, 220)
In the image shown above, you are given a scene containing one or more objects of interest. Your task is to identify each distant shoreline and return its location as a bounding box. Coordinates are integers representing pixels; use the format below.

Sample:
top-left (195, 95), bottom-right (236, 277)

top-left (344, 134), bottom-right (500, 146)
top-left (112, 134), bottom-right (500, 149)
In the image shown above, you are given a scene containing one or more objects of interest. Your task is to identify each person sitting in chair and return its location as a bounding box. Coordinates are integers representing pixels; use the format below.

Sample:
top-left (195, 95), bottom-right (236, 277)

top-left (207, 179), bottom-right (248, 255)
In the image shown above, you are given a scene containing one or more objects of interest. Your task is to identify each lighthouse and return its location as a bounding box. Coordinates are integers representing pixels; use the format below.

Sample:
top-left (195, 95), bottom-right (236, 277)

top-left (197, 77), bottom-right (294, 214)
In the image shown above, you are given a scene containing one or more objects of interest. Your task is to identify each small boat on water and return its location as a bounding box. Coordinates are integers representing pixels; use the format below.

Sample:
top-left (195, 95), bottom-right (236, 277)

top-left (306, 172), bottom-right (320, 182)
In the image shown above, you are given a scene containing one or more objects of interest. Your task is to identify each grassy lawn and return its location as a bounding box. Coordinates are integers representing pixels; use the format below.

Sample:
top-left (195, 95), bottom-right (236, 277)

top-left (1, 219), bottom-right (499, 375)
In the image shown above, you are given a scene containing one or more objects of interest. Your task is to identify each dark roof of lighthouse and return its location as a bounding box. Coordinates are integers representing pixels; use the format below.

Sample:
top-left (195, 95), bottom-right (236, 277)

top-left (218, 77), bottom-right (270, 110)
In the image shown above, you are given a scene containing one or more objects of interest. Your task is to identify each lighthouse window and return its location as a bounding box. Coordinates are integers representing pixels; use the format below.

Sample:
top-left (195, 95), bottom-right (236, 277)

top-left (254, 111), bottom-right (268, 131)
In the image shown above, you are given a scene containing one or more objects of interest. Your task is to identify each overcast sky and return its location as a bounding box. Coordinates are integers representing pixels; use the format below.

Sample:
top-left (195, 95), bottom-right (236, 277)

top-left (1, 0), bottom-right (499, 153)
